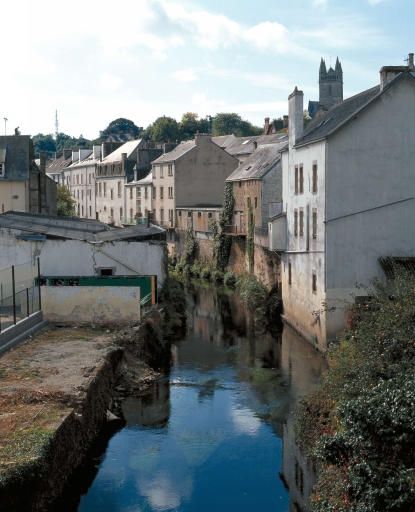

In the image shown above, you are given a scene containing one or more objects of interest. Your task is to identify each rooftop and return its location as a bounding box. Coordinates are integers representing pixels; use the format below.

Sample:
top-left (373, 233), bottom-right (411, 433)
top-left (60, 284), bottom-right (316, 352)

top-left (152, 140), bottom-right (195, 164)
top-left (226, 141), bottom-right (286, 182)
top-left (101, 139), bottom-right (142, 163)
top-left (0, 211), bottom-right (164, 242)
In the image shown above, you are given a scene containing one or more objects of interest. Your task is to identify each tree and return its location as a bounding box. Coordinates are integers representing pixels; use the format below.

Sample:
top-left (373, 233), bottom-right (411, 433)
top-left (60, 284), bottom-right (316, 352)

top-left (100, 118), bottom-right (142, 142)
top-left (55, 133), bottom-right (92, 152)
top-left (179, 112), bottom-right (210, 140)
top-left (32, 134), bottom-right (56, 158)
top-left (151, 116), bottom-right (180, 142)
top-left (212, 113), bottom-right (262, 136)
top-left (57, 185), bottom-right (76, 216)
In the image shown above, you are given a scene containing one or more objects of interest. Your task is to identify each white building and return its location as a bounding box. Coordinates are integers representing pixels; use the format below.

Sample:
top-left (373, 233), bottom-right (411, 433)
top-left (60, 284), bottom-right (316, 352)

top-left (276, 54), bottom-right (415, 351)
top-left (124, 171), bottom-right (153, 224)
top-left (63, 147), bottom-right (101, 219)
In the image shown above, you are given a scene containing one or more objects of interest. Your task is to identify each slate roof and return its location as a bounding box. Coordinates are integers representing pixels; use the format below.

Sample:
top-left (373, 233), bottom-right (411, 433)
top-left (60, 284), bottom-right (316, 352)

top-left (212, 134), bottom-right (236, 148)
top-left (226, 142), bottom-right (285, 182)
top-left (223, 133), bottom-right (287, 157)
top-left (125, 171), bottom-right (153, 186)
top-left (0, 211), bottom-right (164, 242)
top-left (46, 154), bottom-right (73, 174)
top-left (0, 136), bottom-right (31, 181)
top-left (101, 140), bottom-right (142, 163)
top-left (152, 140), bottom-right (195, 164)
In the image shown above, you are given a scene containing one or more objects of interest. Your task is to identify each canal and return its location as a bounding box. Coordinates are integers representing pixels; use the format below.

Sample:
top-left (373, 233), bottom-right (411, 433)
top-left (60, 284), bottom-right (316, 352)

top-left (62, 283), bottom-right (326, 511)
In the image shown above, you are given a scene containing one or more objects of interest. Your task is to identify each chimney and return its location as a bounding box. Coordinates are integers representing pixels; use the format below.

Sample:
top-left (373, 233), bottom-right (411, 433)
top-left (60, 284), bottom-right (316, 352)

top-left (72, 150), bottom-right (79, 163)
top-left (121, 152), bottom-right (127, 173)
top-left (408, 52), bottom-right (414, 71)
top-left (264, 117), bottom-right (270, 134)
top-left (92, 145), bottom-right (102, 160)
top-left (195, 133), bottom-right (211, 146)
top-left (283, 115), bottom-right (289, 129)
top-left (63, 149), bottom-right (72, 160)
top-left (134, 170), bottom-right (138, 181)
top-left (39, 152), bottom-right (46, 174)
top-left (288, 87), bottom-right (304, 147)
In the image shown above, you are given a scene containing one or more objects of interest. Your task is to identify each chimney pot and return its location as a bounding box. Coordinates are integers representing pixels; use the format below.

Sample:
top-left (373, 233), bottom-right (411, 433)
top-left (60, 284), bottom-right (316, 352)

top-left (288, 87), bottom-right (304, 147)
top-left (409, 52), bottom-right (414, 71)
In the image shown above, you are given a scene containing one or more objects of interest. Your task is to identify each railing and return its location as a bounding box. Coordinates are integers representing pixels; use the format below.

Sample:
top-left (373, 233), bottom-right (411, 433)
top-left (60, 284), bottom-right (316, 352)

top-left (0, 260), bottom-right (41, 333)
top-left (224, 225), bottom-right (246, 236)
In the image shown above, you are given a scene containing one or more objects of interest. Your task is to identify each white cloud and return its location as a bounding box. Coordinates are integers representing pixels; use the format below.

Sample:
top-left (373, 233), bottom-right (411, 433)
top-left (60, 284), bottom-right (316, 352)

top-left (231, 407), bottom-right (261, 436)
top-left (312, 0), bottom-right (328, 6)
top-left (171, 69), bottom-right (199, 83)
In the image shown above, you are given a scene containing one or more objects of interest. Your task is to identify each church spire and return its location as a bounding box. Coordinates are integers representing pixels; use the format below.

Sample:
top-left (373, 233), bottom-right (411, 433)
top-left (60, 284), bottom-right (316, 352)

top-left (319, 58), bottom-right (327, 76)
top-left (335, 56), bottom-right (342, 74)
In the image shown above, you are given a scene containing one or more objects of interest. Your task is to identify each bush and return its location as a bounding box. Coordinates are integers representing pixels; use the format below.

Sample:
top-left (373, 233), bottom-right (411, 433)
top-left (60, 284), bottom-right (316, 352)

top-left (176, 262), bottom-right (185, 273)
top-left (295, 270), bottom-right (415, 511)
top-left (223, 272), bottom-right (237, 287)
top-left (212, 270), bottom-right (224, 283)
top-left (190, 261), bottom-right (202, 277)
top-left (200, 266), bottom-right (212, 280)
top-left (237, 275), bottom-right (267, 311)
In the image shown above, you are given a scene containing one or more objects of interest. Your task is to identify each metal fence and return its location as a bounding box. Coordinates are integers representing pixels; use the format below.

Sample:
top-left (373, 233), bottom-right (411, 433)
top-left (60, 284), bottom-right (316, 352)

top-left (0, 260), bottom-right (41, 333)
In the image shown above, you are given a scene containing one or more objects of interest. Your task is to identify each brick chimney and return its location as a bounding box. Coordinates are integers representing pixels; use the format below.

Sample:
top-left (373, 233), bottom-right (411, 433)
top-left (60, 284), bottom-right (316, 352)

top-left (288, 87), bottom-right (303, 147)
top-left (380, 52), bottom-right (414, 91)
top-left (195, 133), bottom-right (211, 146)
top-left (264, 117), bottom-right (270, 135)
top-left (283, 115), bottom-right (289, 129)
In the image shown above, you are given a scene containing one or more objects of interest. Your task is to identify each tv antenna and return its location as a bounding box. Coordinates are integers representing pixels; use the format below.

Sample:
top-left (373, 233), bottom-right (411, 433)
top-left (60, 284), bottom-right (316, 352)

top-left (55, 109), bottom-right (59, 139)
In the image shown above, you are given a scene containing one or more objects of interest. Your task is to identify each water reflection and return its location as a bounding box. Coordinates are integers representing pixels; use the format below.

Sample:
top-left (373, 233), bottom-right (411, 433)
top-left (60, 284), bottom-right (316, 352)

top-left (75, 284), bottom-right (325, 512)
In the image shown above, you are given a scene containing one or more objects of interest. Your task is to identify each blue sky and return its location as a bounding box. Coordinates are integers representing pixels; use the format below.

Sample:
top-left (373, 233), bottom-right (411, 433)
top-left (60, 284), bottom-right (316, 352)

top-left (2, 0), bottom-right (413, 139)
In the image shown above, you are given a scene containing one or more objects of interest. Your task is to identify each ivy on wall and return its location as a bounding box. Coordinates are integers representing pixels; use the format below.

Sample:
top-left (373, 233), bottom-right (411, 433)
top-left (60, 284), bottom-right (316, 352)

top-left (247, 202), bottom-right (254, 273)
top-left (210, 183), bottom-right (235, 271)
top-left (181, 225), bottom-right (198, 265)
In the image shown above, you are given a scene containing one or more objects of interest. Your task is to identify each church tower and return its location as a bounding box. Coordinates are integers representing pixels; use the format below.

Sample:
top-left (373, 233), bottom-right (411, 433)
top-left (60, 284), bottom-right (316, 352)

top-left (319, 57), bottom-right (343, 111)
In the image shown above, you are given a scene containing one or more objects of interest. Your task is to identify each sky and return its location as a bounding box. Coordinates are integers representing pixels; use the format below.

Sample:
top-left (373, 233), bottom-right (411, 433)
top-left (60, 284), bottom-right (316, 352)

top-left (1, 0), bottom-right (413, 139)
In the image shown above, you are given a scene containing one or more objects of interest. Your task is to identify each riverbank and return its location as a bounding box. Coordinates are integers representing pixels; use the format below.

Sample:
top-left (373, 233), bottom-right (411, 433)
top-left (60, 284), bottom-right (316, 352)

top-left (0, 303), bottom-right (176, 511)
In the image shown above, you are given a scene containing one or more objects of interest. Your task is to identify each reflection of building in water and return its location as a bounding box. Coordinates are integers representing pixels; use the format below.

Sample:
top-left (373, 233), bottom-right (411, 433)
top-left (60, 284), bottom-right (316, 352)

top-left (122, 380), bottom-right (170, 428)
top-left (280, 324), bottom-right (326, 511)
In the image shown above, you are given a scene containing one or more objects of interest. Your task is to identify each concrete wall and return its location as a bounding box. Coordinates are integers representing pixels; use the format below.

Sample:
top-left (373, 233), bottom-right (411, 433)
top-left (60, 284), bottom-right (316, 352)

top-left (175, 137), bottom-right (238, 208)
top-left (42, 286), bottom-right (140, 325)
top-left (325, 76), bottom-right (415, 339)
top-left (0, 230), bottom-right (167, 288)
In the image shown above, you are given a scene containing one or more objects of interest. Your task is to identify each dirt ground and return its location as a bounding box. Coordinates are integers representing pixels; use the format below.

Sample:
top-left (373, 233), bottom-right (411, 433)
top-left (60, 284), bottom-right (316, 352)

top-left (0, 326), bottom-right (116, 471)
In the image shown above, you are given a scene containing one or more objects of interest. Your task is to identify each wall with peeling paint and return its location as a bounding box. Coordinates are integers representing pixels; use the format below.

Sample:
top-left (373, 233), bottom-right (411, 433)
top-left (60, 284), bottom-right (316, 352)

top-left (41, 286), bottom-right (141, 324)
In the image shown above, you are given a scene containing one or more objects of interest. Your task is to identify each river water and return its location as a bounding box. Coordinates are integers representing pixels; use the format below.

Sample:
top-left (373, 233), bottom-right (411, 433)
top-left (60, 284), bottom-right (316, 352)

top-left (69, 284), bottom-right (326, 512)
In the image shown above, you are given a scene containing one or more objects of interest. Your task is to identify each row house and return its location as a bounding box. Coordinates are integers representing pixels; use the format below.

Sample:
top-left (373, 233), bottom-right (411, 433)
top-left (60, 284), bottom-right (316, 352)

top-left (272, 53), bottom-right (415, 352)
top-left (151, 134), bottom-right (238, 228)
top-left (225, 140), bottom-right (287, 240)
top-left (45, 150), bottom-right (72, 184)
top-left (63, 147), bottom-right (101, 219)
top-left (124, 171), bottom-right (153, 224)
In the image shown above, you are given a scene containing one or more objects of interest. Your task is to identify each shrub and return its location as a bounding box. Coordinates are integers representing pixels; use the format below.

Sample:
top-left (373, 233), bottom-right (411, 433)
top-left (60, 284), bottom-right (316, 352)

top-left (237, 275), bottom-right (267, 311)
top-left (224, 271), bottom-right (237, 287)
top-left (212, 270), bottom-right (224, 283)
top-left (200, 266), bottom-right (212, 280)
top-left (190, 261), bottom-right (202, 277)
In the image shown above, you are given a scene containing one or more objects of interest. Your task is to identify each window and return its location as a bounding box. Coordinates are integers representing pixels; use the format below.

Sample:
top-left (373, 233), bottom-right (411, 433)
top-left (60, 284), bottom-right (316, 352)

top-left (77, 174), bottom-right (79, 184)
top-left (81, 205), bottom-right (84, 216)
top-left (89, 174), bottom-right (91, 184)
top-left (99, 268), bottom-right (114, 276)
top-left (104, 183), bottom-right (107, 197)
top-left (130, 188), bottom-right (133, 199)
top-left (77, 190), bottom-right (79, 199)
top-left (254, 197), bottom-right (257, 208)
top-left (89, 206), bottom-right (92, 217)
top-left (288, 262), bottom-right (292, 286)
top-left (110, 207), bottom-right (114, 218)
top-left (168, 164), bottom-right (173, 176)
top-left (294, 165), bottom-right (298, 194)
top-left (160, 208), bottom-right (164, 221)
top-left (152, 187), bottom-right (156, 200)
top-left (312, 273), bottom-right (317, 293)
top-left (104, 205), bottom-right (107, 212)
top-left (81, 175), bottom-right (83, 184)
top-left (239, 182), bottom-right (242, 188)
top-left (120, 207), bottom-right (123, 218)
top-left (130, 208), bottom-right (133, 219)
top-left (169, 209), bottom-right (173, 220)
top-left (198, 212), bottom-right (201, 218)
top-left (168, 186), bottom-right (173, 199)
top-left (299, 208), bottom-right (304, 237)
top-left (160, 165), bottom-right (163, 178)
top-left (136, 187), bottom-right (141, 198)
top-left (81, 190), bottom-right (84, 199)
top-left (111, 189), bottom-right (114, 200)
top-left (144, 187), bottom-right (148, 199)
top-left (178, 211), bottom-right (182, 217)
top-left (160, 186), bottom-right (164, 199)
top-left (247, 197), bottom-right (251, 207)
top-left (294, 209), bottom-right (298, 237)
top-left (312, 209), bottom-right (317, 239)
top-left (117, 181), bottom-right (121, 198)
top-left (208, 212), bottom-right (212, 218)
top-left (99, 183), bottom-right (102, 197)
top-left (299, 165), bottom-right (304, 194)
top-left (312, 163), bottom-right (318, 193)
top-left (187, 211), bottom-right (192, 217)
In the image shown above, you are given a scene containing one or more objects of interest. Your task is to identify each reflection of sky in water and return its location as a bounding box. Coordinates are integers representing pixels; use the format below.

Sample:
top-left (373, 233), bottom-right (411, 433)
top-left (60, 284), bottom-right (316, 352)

top-left (78, 290), bottom-right (296, 512)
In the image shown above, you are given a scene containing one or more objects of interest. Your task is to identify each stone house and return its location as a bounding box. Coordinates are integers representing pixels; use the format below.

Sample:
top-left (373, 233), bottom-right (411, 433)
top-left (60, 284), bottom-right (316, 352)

top-left (276, 53), bottom-right (415, 352)
top-left (151, 134), bottom-right (238, 228)
top-left (0, 135), bottom-right (56, 216)
top-left (225, 141), bottom-right (287, 238)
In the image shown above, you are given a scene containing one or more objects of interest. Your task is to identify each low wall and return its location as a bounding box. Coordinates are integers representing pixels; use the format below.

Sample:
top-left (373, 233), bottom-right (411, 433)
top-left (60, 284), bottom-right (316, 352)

top-left (0, 311), bottom-right (47, 355)
top-left (42, 286), bottom-right (141, 325)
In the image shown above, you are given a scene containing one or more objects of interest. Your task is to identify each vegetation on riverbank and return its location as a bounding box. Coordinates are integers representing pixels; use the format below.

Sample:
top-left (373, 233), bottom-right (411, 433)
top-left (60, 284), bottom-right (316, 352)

top-left (294, 271), bottom-right (415, 512)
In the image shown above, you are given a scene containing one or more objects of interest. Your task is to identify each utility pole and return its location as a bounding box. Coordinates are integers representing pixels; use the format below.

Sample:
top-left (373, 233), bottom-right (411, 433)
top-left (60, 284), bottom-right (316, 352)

top-left (3, 117), bottom-right (7, 135)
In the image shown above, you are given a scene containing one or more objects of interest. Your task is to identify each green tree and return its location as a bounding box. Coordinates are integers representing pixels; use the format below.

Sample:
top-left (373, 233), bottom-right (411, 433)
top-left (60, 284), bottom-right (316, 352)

top-left (212, 113), bottom-right (262, 136)
top-left (179, 112), bottom-right (210, 140)
top-left (32, 134), bottom-right (56, 158)
top-left (56, 185), bottom-right (76, 216)
top-left (152, 116), bottom-right (180, 142)
top-left (55, 133), bottom-right (92, 152)
top-left (100, 118), bottom-right (142, 142)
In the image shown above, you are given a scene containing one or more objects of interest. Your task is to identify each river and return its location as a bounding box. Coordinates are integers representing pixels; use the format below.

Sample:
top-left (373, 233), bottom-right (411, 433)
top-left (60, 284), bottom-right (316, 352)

top-left (62, 283), bottom-right (326, 512)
